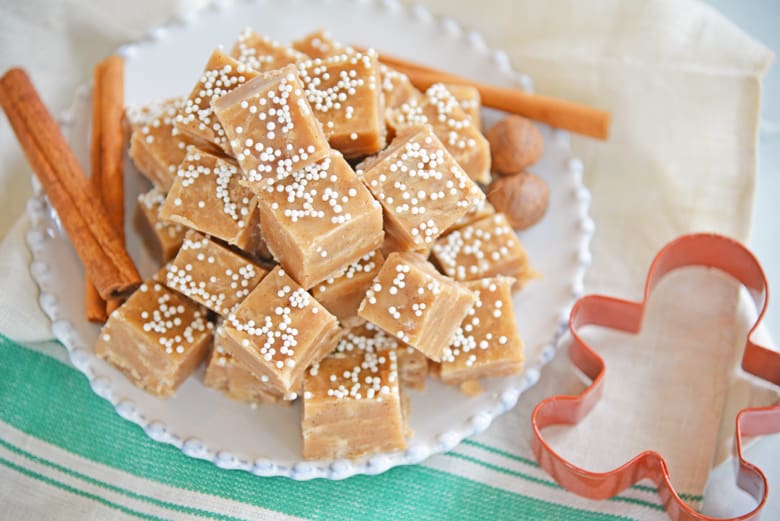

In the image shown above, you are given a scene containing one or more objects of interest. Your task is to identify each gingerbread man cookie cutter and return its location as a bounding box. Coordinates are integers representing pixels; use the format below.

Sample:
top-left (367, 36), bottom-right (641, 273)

top-left (531, 233), bottom-right (780, 520)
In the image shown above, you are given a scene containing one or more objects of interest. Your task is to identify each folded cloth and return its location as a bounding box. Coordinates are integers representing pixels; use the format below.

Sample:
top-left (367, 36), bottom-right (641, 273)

top-left (0, 0), bottom-right (776, 519)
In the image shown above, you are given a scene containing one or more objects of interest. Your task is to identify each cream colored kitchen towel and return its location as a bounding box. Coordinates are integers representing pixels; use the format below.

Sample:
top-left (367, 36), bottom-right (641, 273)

top-left (0, 0), bottom-right (777, 516)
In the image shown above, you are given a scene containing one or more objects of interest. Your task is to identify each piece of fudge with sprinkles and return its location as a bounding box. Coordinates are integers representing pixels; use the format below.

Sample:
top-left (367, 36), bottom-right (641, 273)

top-left (175, 49), bottom-right (260, 155)
top-left (95, 279), bottom-right (213, 398)
top-left (381, 65), bottom-right (423, 113)
top-left (211, 63), bottom-right (331, 191)
top-left (443, 83), bottom-right (482, 131)
top-left (133, 188), bottom-right (187, 264)
top-left (290, 30), bottom-right (421, 127)
top-left (440, 277), bottom-right (524, 385)
top-left (292, 29), bottom-right (348, 59)
top-left (356, 125), bottom-right (484, 252)
top-left (310, 249), bottom-right (384, 328)
top-left (297, 49), bottom-right (386, 158)
top-left (302, 325), bottom-right (407, 459)
top-left (256, 151), bottom-right (383, 289)
top-left (159, 146), bottom-right (263, 255)
top-left (203, 327), bottom-right (288, 404)
top-left (164, 230), bottom-right (268, 317)
top-left (230, 29), bottom-right (306, 73)
top-left (430, 212), bottom-right (536, 289)
top-left (218, 266), bottom-right (342, 397)
top-left (127, 97), bottom-right (189, 192)
top-left (388, 83), bottom-right (491, 184)
top-left (358, 251), bottom-right (476, 362)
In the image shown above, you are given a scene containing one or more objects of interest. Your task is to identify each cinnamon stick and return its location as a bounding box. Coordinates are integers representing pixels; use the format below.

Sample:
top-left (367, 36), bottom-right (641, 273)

top-left (85, 62), bottom-right (107, 323)
top-left (86, 56), bottom-right (127, 321)
top-left (0, 68), bottom-right (140, 300)
top-left (358, 47), bottom-right (611, 140)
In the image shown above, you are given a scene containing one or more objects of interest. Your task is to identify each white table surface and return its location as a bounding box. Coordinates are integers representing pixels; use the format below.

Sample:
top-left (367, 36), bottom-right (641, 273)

top-left (702, 1), bottom-right (779, 518)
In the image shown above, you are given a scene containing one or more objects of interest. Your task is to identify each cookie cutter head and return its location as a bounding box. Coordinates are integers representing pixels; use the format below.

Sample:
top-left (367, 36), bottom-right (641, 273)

top-left (531, 233), bottom-right (780, 520)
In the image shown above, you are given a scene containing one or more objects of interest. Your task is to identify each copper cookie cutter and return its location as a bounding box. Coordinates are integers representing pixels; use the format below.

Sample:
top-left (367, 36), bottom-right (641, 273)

top-left (531, 233), bottom-right (780, 520)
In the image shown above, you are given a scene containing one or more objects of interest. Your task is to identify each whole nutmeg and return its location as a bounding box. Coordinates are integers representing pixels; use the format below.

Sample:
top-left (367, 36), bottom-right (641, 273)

top-left (487, 172), bottom-right (549, 230)
top-left (486, 115), bottom-right (544, 175)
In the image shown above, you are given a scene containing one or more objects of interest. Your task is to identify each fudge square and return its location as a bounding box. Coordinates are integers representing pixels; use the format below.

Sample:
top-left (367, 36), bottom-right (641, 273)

top-left (388, 83), bottom-right (491, 184)
top-left (230, 29), bottom-right (305, 72)
top-left (164, 230), bottom-right (268, 317)
top-left (133, 188), bottom-right (186, 264)
top-left (127, 97), bottom-right (189, 192)
top-left (95, 280), bottom-right (213, 398)
top-left (380, 65), bottom-right (422, 113)
top-left (175, 49), bottom-right (260, 155)
top-left (297, 50), bottom-right (386, 158)
top-left (211, 64), bottom-right (330, 191)
top-left (292, 29), bottom-right (347, 59)
top-left (430, 212), bottom-right (536, 288)
top-left (444, 83), bottom-right (482, 130)
top-left (218, 266), bottom-right (342, 396)
top-left (256, 151), bottom-right (383, 289)
top-left (310, 249), bottom-right (384, 328)
top-left (356, 125), bottom-right (485, 252)
top-left (358, 251), bottom-right (476, 362)
top-left (203, 328), bottom-right (288, 404)
top-left (302, 329), bottom-right (407, 459)
top-left (159, 146), bottom-right (263, 254)
top-left (440, 277), bottom-right (524, 384)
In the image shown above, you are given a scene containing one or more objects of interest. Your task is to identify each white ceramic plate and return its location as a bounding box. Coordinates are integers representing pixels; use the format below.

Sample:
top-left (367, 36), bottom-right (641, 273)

top-left (26, 0), bottom-right (593, 480)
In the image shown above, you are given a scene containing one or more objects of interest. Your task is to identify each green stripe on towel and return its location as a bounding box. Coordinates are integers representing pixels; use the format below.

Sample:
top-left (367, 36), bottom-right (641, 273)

top-left (0, 455), bottom-right (171, 521)
top-left (1, 335), bottom-right (635, 520)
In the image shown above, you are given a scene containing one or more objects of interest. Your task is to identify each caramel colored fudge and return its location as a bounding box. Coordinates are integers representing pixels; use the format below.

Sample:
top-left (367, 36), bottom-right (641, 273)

top-left (388, 83), bottom-right (491, 184)
top-left (431, 213), bottom-right (536, 288)
top-left (444, 83), bottom-right (482, 130)
top-left (379, 232), bottom-right (407, 257)
top-left (127, 97), bottom-right (189, 192)
top-left (356, 125), bottom-right (484, 251)
top-left (175, 49), bottom-right (260, 154)
top-left (203, 330), bottom-right (287, 404)
top-left (211, 64), bottom-right (330, 190)
top-left (159, 147), bottom-right (263, 254)
top-left (297, 50), bottom-right (386, 157)
top-left (302, 329), bottom-right (406, 459)
top-left (311, 249), bottom-right (384, 327)
top-left (444, 199), bottom-right (495, 235)
top-left (219, 266), bottom-right (342, 396)
top-left (164, 231), bottom-right (268, 316)
top-left (230, 29), bottom-right (305, 72)
top-left (397, 345), bottom-right (428, 391)
top-left (95, 280), bottom-right (212, 398)
top-left (358, 251), bottom-right (476, 361)
top-left (256, 151), bottom-right (383, 289)
top-left (133, 188), bottom-right (187, 264)
top-left (381, 65), bottom-right (423, 112)
top-left (440, 277), bottom-right (524, 384)
top-left (292, 29), bottom-right (347, 59)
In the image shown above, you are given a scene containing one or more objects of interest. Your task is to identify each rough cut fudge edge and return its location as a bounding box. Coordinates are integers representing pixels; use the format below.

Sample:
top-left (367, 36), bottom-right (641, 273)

top-left (96, 313), bottom-right (211, 398)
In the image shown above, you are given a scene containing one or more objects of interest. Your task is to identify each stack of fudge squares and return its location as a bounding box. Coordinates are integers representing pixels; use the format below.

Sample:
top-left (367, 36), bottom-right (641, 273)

top-left (97, 29), bottom-right (535, 460)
